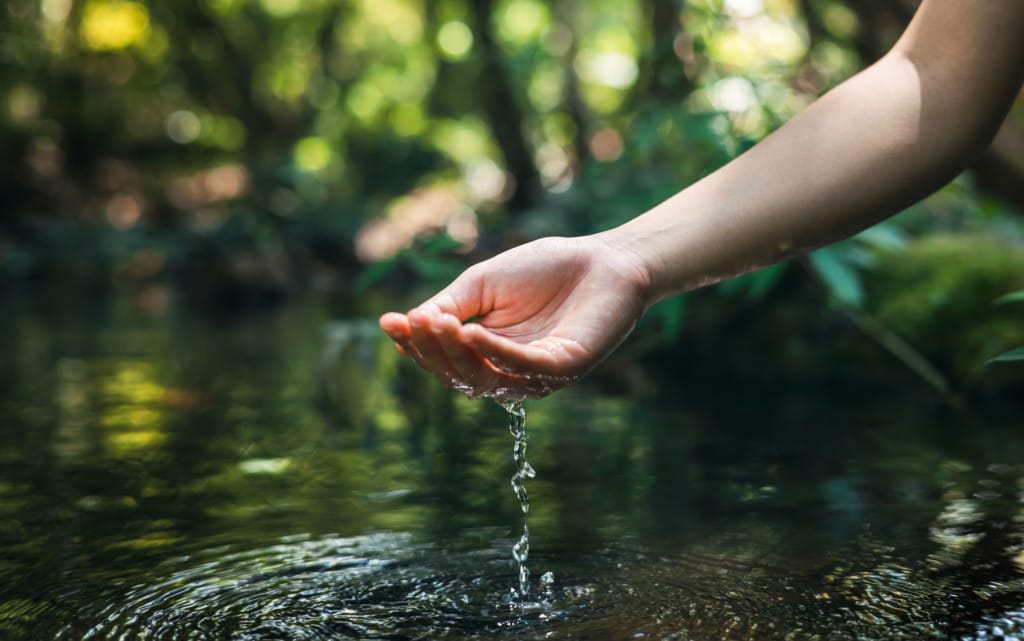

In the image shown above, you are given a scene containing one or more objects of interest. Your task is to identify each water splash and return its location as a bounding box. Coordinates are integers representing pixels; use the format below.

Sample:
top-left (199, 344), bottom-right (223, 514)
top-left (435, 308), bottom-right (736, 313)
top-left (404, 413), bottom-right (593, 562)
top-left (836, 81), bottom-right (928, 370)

top-left (502, 399), bottom-right (536, 598)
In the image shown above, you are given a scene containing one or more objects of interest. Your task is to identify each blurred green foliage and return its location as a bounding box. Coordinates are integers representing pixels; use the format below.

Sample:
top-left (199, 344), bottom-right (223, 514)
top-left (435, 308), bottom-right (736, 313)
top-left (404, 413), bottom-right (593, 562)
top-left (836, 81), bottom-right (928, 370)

top-left (988, 289), bottom-right (1024, 365)
top-left (867, 235), bottom-right (1024, 382)
top-left (1, 0), bottom-right (1022, 386)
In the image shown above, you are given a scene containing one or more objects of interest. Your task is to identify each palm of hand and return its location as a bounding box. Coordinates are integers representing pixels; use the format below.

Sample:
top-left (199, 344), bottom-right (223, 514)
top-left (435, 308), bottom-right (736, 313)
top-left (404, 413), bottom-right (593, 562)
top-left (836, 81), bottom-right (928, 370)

top-left (380, 236), bottom-right (650, 399)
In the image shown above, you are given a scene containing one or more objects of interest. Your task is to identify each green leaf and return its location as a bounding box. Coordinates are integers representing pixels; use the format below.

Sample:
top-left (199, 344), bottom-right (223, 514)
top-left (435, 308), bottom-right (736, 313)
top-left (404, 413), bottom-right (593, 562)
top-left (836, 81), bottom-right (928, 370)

top-left (993, 290), bottom-right (1024, 307)
top-left (748, 263), bottom-right (789, 298)
top-left (420, 234), bottom-right (462, 254)
top-left (854, 223), bottom-right (907, 251)
top-left (808, 248), bottom-right (864, 308)
top-left (354, 255), bottom-right (400, 292)
top-left (987, 347), bottom-right (1024, 364)
top-left (717, 263), bottom-right (788, 300)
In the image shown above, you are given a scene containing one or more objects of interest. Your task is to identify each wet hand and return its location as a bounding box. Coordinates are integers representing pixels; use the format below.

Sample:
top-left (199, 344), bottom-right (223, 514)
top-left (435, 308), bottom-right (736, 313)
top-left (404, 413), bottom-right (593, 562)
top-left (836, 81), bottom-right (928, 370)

top-left (379, 235), bottom-right (653, 400)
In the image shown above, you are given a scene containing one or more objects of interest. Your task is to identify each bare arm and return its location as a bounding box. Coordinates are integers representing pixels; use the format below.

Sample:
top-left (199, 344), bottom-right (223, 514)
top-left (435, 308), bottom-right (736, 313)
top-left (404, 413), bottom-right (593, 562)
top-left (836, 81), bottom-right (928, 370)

top-left (608, 0), bottom-right (1024, 302)
top-left (381, 0), bottom-right (1024, 399)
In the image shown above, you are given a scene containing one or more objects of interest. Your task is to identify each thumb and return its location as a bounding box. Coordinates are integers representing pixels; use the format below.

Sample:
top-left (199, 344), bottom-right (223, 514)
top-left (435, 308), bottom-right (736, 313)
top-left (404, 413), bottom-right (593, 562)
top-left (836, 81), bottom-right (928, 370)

top-left (416, 264), bottom-right (490, 322)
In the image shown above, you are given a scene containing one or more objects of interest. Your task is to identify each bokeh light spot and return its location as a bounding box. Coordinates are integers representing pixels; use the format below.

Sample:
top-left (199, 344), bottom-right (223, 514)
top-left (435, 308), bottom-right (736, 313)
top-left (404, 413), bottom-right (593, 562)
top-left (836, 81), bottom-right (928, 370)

top-left (80, 1), bottom-right (150, 51)
top-left (710, 77), bottom-right (757, 112)
top-left (527, 62), bottom-right (565, 112)
top-left (437, 21), bottom-right (473, 60)
top-left (464, 159), bottom-right (508, 203)
top-left (212, 117), bottom-right (248, 151)
top-left (390, 103), bottom-right (426, 137)
top-left (294, 137), bottom-right (333, 173)
top-left (166, 110), bottom-right (201, 144)
top-left (725, 0), bottom-right (764, 18)
top-left (346, 83), bottom-right (386, 122)
top-left (589, 128), bottom-right (624, 162)
top-left (498, 0), bottom-right (548, 44)
top-left (259, 0), bottom-right (301, 17)
top-left (41, 0), bottom-right (72, 22)
top-left (576, 51), bottom-right (638, 89)
top-left (7, 86), bottom-right (40, 125)
top-left (105, 193), bottom-right (144, 230)
top-left (822, 4), bottom-right (859, 38)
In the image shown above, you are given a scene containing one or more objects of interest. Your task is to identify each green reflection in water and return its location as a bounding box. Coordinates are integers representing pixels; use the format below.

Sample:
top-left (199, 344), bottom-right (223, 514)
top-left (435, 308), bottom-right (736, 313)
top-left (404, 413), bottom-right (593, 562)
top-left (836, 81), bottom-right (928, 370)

top-left (0, 295), bottom-right (1023, 640)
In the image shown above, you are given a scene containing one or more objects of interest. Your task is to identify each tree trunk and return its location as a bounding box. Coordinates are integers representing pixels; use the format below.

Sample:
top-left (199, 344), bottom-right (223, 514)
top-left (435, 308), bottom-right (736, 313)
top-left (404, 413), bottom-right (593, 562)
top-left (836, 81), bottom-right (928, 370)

top-left (467, 0), bottom-right (542, 213)
top-left (643, 0), bottom-right (693, 100)
top-left (552, 0), bottom-right (590, 173)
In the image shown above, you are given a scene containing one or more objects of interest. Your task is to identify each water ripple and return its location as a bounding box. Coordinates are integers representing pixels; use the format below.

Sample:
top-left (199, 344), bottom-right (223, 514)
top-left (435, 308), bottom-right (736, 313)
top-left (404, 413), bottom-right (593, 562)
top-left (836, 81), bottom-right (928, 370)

top-left (52, 533), bottom-right (594, 641)
top-left (30, 529), bottom-right (1024, 641)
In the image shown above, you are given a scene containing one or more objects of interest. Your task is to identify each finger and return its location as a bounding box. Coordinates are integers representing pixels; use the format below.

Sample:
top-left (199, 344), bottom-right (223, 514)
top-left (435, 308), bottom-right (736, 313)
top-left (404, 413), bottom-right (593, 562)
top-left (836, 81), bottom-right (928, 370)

top-left (458, 323), bottom-right (564, 376)
top-left (430, 319), bottom-right (558, 399)
top-left (432, 313), bottom-right (502, 394)
top-left (422, 266), bottom-right (490, 322)
top-left (380, 313), bottom-right (419, 360)
top-left (379, 312), bottom-right (411, 343)
top-left (408, 306), bottom-right (461, 387)
top-left (487, 374), bottom-right (559, 401)
top-left (391, 333), bottom-right (424, 362)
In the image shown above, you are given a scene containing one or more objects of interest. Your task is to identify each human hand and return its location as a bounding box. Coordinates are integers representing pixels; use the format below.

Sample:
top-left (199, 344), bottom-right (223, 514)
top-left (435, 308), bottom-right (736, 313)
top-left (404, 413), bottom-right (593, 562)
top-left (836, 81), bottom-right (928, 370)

top-left (379, 235), bottom-right (653, 400)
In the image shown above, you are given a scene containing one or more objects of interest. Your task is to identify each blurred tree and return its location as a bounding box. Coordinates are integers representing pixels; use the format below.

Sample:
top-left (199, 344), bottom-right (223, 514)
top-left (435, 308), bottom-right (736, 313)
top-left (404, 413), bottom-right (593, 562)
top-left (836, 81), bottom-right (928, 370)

top-left (0, 0), bottom-right (1021, 376)
top-left (468, 0), bottom-right (543, 211)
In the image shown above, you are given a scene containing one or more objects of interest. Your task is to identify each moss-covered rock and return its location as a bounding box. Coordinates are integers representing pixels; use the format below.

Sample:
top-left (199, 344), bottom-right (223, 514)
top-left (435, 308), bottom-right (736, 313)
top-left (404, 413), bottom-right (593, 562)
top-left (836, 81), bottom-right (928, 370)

top-left (866, 234), bottom-right (1024, 385)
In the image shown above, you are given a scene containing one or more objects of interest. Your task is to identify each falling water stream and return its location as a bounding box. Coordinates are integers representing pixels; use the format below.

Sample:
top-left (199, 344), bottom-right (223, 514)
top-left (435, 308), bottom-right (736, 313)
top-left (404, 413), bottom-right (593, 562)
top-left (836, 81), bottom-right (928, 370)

top-left (502, 400), bottom-right (536, 599)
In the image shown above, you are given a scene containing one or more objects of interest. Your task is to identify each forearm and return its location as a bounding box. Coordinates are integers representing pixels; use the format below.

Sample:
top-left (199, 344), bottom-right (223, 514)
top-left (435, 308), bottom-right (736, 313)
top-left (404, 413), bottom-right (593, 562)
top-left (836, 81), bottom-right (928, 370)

top-left (606, 1), bottom-right (1024, 303)
top-left (609, 54), bottom-right (955, 300)
top-left (384, 2), bottom-right (1024, 396)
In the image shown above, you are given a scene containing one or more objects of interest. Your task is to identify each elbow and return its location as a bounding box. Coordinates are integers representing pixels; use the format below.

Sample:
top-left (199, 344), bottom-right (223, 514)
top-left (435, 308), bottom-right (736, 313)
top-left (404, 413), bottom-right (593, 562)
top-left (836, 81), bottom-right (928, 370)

top-left (953, 98), bottom-right (1009, 164)
top-left (887, 49), bottom-right (1018, 170)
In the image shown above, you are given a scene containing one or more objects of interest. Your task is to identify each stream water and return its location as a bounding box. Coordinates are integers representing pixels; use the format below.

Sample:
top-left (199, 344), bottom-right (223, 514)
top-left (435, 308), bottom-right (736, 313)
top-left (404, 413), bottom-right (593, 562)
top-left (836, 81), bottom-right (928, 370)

top-left (2, 296), bottom-right (1024, 640)
top-left (503, 399), bottom-right (536, 599)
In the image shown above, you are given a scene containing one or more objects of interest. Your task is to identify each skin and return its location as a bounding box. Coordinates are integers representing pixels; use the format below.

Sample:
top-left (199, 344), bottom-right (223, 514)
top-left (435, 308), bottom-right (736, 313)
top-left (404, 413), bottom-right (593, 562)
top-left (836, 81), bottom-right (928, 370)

top-left (380, 0), bottom-right (1024, 400)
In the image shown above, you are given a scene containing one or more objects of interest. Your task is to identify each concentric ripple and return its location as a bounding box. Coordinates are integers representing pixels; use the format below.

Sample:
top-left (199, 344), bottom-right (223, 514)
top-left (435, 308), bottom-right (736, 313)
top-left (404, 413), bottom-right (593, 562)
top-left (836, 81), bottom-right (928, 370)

top-left (49, 533), bottom-right (598, 641)
top-left (20, 527), bottom-right (1024, 641)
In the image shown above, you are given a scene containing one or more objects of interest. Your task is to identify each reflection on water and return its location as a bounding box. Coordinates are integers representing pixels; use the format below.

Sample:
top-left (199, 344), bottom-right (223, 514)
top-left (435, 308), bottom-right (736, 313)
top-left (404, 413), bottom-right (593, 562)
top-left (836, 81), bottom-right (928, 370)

top-left (1, 295), bottom-right (1023, 640)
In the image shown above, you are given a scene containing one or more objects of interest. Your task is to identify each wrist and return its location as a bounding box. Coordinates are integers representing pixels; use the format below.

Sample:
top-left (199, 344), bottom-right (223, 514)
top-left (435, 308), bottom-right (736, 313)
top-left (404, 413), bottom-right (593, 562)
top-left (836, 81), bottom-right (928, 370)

top-left (590, 228), bottom-right (666, 310)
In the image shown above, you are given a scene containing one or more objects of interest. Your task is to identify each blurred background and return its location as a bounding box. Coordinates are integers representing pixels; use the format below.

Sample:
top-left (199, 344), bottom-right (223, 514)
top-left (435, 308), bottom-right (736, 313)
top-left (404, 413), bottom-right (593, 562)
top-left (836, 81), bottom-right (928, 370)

top-left (1, 0), bottom-right (1023, 392)
top-left (2, 3), bottom-right (1024, 637)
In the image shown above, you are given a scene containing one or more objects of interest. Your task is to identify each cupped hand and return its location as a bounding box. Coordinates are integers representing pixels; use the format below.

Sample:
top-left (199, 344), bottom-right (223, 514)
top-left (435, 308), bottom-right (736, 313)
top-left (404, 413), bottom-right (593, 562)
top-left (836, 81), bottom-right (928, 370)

top-left (379, 234), bottom-right (653, 400)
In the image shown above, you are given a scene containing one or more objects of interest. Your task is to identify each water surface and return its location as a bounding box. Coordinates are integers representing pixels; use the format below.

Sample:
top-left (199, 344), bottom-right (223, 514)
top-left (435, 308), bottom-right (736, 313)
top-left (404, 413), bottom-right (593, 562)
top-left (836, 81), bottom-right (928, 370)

top-left (2, 295), bottom-right (1023, 640)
